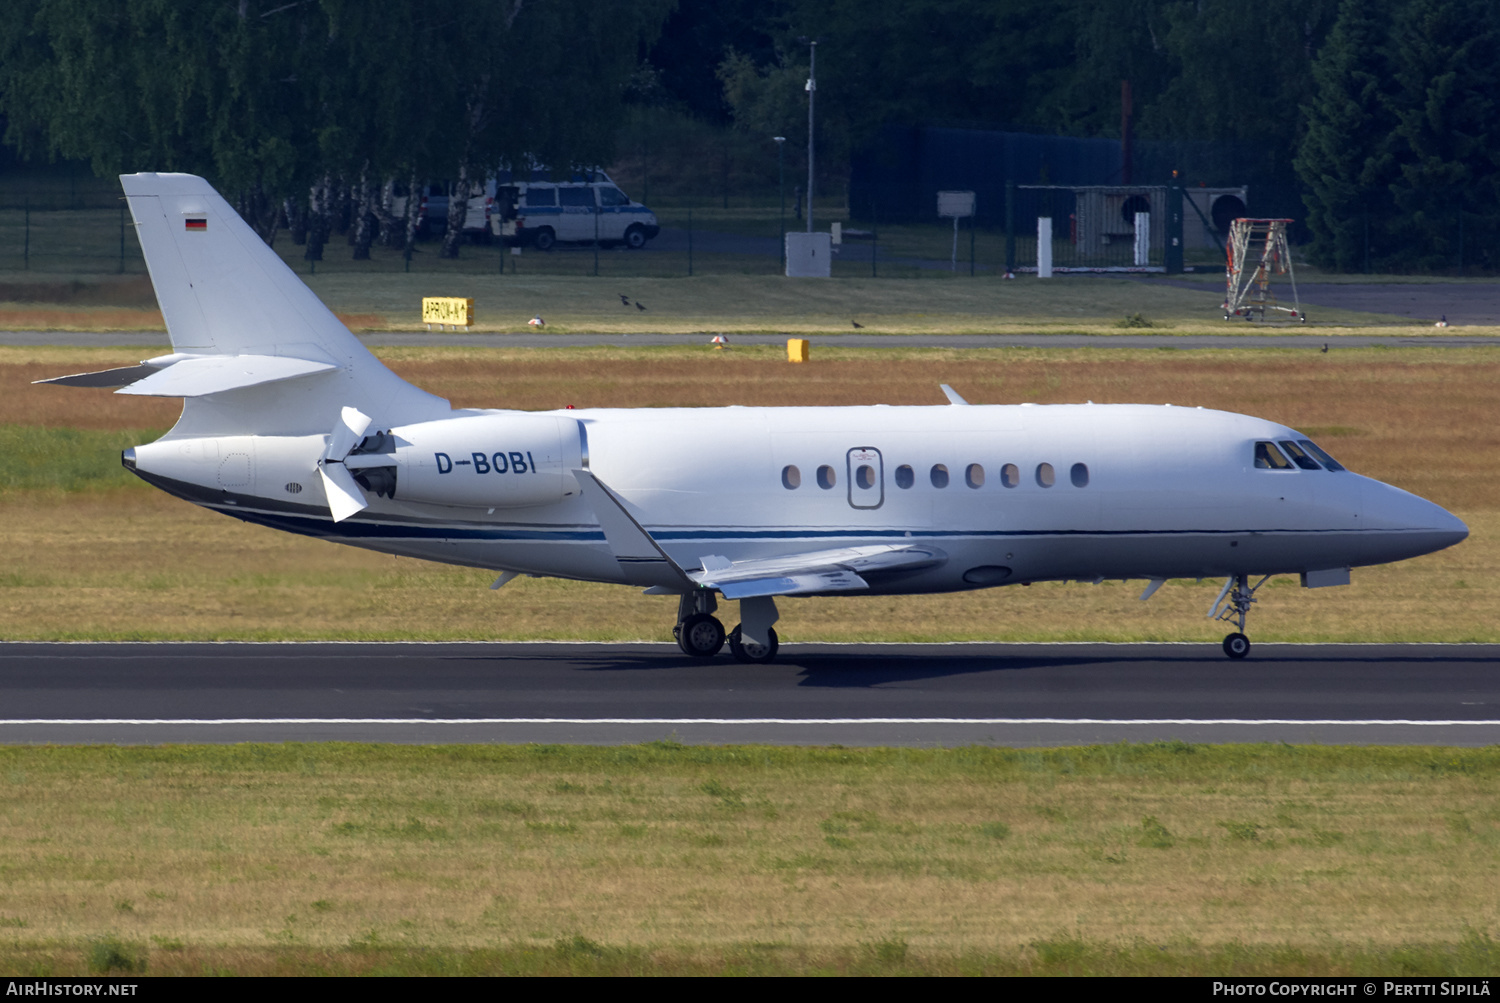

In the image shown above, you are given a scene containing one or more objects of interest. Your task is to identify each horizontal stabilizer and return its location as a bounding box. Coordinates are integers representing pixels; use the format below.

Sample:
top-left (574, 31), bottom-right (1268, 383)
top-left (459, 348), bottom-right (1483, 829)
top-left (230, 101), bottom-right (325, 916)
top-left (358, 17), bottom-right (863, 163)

top-left (35, 364), bottom-right (162, 389)
top-left (691, 544), bottom-right (945, 598)
top-left (117, 354), bottom-right (338, 397)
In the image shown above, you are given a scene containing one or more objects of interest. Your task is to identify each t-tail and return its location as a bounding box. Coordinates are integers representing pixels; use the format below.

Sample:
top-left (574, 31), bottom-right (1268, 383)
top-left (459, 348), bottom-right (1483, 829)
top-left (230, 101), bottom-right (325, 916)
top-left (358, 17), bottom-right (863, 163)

top-left (40, 173), bottom-right (451, 439)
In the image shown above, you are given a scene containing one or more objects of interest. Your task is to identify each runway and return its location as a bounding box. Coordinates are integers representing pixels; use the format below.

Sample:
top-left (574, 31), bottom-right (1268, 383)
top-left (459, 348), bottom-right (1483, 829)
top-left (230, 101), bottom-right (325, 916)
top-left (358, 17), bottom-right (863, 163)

top-left (2, 641), bottom-right (1497, 746)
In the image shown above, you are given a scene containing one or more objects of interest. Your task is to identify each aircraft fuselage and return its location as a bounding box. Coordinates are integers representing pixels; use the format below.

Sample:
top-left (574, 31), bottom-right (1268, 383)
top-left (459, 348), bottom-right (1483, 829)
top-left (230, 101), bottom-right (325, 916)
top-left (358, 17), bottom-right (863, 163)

top-left (125, 400), bottom-right (1466, 595)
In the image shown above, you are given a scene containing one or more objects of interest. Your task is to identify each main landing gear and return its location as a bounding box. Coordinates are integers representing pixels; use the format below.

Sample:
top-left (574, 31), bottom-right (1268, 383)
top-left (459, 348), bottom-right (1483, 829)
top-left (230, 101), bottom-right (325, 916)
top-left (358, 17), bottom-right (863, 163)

top-left (672, 591), bottom-right (780, 663)
top-left (728, 624), bottom-right (778, 664)
top-left (1210, 573), bottom-right (1269, 659)
top-left (674, 592), bottom-right (724, 657)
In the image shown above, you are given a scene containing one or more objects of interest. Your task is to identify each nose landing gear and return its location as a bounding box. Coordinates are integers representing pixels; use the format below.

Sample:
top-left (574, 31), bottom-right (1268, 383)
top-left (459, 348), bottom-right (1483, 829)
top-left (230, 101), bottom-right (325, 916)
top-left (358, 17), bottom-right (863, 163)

top-left (1210, 573), bottom-right (1269, 659)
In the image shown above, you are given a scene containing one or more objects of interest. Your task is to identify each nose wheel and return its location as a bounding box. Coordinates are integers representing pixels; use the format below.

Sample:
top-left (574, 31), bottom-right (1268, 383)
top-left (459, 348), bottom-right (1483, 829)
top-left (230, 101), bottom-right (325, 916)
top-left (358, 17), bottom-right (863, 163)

top-left (1210, 573), bottom-right (1268, 660)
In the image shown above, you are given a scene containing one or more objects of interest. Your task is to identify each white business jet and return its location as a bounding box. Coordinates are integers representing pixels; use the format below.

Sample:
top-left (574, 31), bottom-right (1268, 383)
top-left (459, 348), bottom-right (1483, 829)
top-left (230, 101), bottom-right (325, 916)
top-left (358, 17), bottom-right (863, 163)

top-left (41, 174), bottom-right (1467, 662)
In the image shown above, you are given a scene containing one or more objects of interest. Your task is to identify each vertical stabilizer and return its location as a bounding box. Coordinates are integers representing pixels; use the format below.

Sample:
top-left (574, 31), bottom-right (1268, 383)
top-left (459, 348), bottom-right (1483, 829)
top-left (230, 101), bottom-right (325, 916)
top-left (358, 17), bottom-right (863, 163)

top-left (120, 173), bottom-right (449, 435)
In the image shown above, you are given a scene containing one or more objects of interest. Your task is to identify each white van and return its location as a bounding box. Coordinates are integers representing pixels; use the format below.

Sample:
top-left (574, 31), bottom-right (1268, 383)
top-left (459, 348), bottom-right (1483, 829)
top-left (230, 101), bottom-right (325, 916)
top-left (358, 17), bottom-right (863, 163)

top-left (493, 171), bottom-right (660, 250)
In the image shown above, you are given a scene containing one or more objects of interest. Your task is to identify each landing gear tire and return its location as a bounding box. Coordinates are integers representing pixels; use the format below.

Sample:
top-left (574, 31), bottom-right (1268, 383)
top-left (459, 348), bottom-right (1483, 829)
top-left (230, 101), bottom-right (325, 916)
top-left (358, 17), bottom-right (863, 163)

top-left (1223, 632), bottom-right (1251, 659)
top-left (728, 625), bottom-right (778, 664)
top-left (676, 613), bottom-right (725, 658)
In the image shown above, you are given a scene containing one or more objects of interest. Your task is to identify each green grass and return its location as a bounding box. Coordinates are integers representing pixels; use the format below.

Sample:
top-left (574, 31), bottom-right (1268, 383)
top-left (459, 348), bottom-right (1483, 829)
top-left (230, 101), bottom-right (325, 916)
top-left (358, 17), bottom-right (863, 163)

top-left (0, 425), bottom-right (164, 493)
top-left (0, 743), bottom-right (1497, 975)
top-left (293, 272), bottom-right (1404, 332)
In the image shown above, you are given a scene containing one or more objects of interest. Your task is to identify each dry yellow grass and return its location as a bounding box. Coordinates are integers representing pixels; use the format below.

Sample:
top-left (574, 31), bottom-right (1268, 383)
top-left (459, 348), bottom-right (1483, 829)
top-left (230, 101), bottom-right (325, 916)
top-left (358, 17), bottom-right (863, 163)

top-left (0, 745), bottom-right (1495, 964)
top-left (10, 344), bottom-right (1499, 509)
top-left (0, 492), bottom-right (1489, 642)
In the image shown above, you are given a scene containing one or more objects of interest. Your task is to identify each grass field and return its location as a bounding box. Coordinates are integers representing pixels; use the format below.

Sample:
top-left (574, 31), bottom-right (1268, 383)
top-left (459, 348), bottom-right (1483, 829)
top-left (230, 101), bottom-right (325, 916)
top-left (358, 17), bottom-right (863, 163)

top-left (2, 269), bottom-right (1481, 334)
top-left (4, 179), bottom-right (1497, 979)
top-left (2, 344), bottom-right (1494, 643)
top-left (0, 743), bottom-right (1496, 976)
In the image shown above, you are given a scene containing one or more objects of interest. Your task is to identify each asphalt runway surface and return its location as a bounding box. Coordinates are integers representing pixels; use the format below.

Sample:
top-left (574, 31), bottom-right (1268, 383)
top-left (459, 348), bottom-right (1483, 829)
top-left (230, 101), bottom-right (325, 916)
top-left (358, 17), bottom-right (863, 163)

top-left (2, 641), bottom-right (1497, 746)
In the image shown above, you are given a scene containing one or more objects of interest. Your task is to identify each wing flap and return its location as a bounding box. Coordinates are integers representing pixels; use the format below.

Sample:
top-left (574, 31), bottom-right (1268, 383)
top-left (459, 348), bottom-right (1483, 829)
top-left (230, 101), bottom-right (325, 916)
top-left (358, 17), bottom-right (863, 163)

top-left (719, 570), bottom-right (868, 599)
top-left (691, 544), bottom-right (945, 597)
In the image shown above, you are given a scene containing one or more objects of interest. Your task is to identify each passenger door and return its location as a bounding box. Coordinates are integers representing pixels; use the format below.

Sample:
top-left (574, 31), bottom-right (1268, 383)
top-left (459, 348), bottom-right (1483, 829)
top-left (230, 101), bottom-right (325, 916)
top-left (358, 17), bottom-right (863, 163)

top-left (846, 447), bottom-right (884, 509)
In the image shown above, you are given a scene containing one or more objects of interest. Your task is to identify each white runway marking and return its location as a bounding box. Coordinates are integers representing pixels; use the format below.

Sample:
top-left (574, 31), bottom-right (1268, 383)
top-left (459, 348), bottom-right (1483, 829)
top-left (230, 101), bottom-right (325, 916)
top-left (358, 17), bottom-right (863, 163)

top-left (3, 718), bottom-right (1499, 727)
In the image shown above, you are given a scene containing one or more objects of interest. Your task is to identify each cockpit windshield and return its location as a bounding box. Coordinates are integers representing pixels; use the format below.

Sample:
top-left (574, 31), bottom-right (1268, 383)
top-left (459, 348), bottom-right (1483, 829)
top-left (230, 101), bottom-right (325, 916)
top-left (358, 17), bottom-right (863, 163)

top-left (1297, 439), bottom-right (1345, 471)
top-left (1254, 441), bottom-right (1293, 469)
top-left (1253, 438), bottom-right (1347, 471)
top-left (1278, 440), bottom-right (1322, 470)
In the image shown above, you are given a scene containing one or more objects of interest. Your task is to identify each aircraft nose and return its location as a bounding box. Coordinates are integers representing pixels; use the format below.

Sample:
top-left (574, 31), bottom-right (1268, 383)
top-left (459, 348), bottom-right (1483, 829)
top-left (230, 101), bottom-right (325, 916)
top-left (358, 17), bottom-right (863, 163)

top-left (1361, 478), bottom-right (1468, 559)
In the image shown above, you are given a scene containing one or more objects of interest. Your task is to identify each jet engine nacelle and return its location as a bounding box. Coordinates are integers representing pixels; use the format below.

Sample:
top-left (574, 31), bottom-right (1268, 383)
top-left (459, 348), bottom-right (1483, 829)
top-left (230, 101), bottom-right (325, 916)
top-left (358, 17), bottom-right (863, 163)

top-left (374, 413), bottom-right (582, 509)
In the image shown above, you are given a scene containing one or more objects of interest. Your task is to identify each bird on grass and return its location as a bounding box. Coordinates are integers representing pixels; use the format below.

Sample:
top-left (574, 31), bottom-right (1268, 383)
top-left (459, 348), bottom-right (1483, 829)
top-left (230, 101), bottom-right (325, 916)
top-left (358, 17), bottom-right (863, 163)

top-left (636, 301), bottom-right (647, 311)
top-left (851, 320), bottom-right (864, 329)
top-left (1321, 343), bottom-right (1328, 353)
top-left (1436, 314), bottom-right (1449, 328)
top-left (528, 315), bottom-right (544, 328)
top-left (619, 294), bottom-right (630, 306)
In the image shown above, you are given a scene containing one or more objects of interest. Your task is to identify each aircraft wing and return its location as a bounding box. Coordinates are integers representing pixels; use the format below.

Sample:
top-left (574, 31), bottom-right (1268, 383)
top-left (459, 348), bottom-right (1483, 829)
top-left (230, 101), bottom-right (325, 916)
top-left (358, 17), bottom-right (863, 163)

top-left (689, 544), bottom-right (946, 599)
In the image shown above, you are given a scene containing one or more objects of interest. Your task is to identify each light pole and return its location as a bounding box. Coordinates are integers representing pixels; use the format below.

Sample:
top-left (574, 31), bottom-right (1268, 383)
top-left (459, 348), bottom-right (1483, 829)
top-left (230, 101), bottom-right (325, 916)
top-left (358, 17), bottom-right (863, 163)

top-left (805, 40), bottom-right (816, 233)
top-left (775, 136), bottom-right (786, 270)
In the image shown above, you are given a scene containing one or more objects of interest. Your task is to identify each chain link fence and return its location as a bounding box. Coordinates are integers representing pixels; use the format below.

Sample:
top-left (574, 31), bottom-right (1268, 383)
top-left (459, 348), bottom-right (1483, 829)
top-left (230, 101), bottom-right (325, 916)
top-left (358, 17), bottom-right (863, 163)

top-left (1, 172), bottom-right (1493, 280)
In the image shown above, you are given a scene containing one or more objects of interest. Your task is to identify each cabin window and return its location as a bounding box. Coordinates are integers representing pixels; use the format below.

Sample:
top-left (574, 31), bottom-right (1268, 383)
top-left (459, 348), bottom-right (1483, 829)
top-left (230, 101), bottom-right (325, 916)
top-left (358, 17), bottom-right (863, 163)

top-left (1298, 439), bottom-right (1346, 471)
top-left (523, 187), bottom-right (556, 207)
top-left (781, 465), bottom-right (801, 489)
top-left (930, 464), bottom-right (949, 488)
top-left (1071, 462), bottom-right (1089, 487)
top-left (1000, 463), bottom-right (1020, 488)
top-left (965, 463), bottom-right (985, 488)
top-left (1278, 440), bottom-right (1322, 470)
top-left (895, 464), bottom-right (914, 488)
top-left (817, 464), bottom-right (837, 489)
top-left (1036, 462), bottom-right (1055, 488)
top-left (856, 464), bottom-right (876, 489)
top-left (1254, 441), bottom-right (1294, 469)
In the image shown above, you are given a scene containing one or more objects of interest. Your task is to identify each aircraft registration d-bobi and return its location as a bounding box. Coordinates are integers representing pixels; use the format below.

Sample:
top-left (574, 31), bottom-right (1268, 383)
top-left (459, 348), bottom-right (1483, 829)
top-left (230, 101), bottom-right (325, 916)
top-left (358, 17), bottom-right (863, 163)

top-left (41, 174), bottom-right (1468, 662)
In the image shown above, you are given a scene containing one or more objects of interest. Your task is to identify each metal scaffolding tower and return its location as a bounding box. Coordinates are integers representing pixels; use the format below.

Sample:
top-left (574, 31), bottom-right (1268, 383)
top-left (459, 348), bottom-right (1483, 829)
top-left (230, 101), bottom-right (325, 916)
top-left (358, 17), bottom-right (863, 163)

top-left (1223, 218), bottom-right (1304, 322)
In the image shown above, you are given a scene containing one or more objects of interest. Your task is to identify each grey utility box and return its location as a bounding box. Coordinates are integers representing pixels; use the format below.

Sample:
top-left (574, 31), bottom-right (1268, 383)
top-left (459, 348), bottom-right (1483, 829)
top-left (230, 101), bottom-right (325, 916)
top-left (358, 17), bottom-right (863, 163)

top-left (785, 232), bottom-right (832, 277)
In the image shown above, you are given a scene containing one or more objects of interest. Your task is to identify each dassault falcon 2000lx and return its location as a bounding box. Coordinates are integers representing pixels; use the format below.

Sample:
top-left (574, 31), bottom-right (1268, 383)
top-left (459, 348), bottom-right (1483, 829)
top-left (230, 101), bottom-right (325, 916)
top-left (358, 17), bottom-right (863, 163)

top-left (41, 174), bottom-right (1467, 662)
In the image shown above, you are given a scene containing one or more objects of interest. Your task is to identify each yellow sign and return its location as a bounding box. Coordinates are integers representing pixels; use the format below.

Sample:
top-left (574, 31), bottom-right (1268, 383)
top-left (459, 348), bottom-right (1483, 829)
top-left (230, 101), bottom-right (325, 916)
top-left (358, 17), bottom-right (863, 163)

top-left (787, 338), bottom-right (810, 363)
top-left (422, 297), bottom-right (474, 327)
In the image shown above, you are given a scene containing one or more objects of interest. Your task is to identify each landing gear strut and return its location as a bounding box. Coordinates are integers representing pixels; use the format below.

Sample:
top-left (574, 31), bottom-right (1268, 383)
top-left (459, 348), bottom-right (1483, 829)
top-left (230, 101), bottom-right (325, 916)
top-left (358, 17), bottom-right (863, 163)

top-left (1210, 573), bottom-right (1269, 660)
top-left (673, 591), bottom-right (724, 657)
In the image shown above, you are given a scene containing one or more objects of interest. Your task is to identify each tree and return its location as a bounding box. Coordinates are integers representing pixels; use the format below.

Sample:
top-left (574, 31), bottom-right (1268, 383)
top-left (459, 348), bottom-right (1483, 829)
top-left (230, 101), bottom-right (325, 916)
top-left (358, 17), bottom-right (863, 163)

top-left (1384, 0), bottom-right (1500, 269)
top-left (1, 0), bottom-right (673, 255)
top-left (1295, 0), bottom-right (1400, 270)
